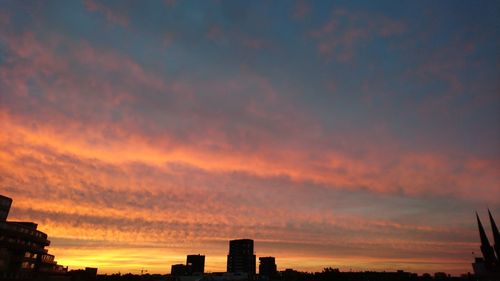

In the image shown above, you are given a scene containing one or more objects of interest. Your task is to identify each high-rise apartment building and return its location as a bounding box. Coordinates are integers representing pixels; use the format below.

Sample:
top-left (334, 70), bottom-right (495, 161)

top-left (227, 239), bottom-right (256, 276)
top-left (186, 254), bottom-right (205, 274)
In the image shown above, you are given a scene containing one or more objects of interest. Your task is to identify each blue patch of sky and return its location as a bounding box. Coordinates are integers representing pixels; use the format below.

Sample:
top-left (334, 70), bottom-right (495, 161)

top-left (5, 0), bottom-right (498, 155)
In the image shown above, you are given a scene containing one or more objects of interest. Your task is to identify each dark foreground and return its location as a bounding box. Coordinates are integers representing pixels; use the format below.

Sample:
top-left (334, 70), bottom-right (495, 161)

top-left (65, 268), bottom-right (488, 281)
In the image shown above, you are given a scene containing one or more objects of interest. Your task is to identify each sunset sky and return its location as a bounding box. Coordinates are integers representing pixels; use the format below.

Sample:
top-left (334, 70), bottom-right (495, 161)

top-left (1, 0), bottom-right (499, 276)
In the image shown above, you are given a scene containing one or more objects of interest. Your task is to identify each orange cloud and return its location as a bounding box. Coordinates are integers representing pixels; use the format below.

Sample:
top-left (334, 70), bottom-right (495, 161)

top-left (1, 24), bottom-right (498, 276)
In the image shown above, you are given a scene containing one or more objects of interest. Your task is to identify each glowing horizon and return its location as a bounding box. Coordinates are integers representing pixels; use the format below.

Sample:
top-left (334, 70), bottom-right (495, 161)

top-left (1, 0), bottom-right (499, 276)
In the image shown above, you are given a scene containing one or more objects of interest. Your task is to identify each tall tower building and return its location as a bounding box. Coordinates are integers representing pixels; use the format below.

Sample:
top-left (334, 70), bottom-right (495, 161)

top-left (476, 212), bottom-right (498, 268)
top-left (186, 254), bottom-right (205, 275)
top-left (227, 239), bottom-right (256, 275)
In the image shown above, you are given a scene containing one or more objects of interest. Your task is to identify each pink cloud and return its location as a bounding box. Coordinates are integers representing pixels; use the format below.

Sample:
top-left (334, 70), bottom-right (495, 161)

top-left (239, 35), bottom-right (267, 50)
top-left (0, 3), bottom-right (497, 276)
top-left (205, 25), bottom-right (268, 50)
top-left (164, 0), bottom-right (176, 7)
top-left (206, 25), bottom-right (224, 42)
top-left (292, 0), bottom-right (311, 21)
top-left (83, 0), bottom-right (129, 27)
top-left (0, 10), bottom-right (10, 26)
top-left (163, 32), bottom-right (174, 47)
top-left (1, 27), bottom-right (498, 215)
top-left (310, 9), bottom-right (406, 62)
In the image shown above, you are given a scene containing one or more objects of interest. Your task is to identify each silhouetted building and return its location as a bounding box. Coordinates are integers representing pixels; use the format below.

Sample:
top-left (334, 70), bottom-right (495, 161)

top-left (473, 211), bottom-right (500, 279)
top-left (68, 267), bottom-right (98, 281)
top-left (227, 239), bottom-right (256, 276)
top-left (171, 264), bottom-right (187, 276)
top-left (0, 195), bottom-right (12, 221)
top-left (186, 254), bottom-right (204, 274)
top-left (85, 267), bottom-right (98, 279)
top-left (434, 272), bottom-right (450, 280)
top-left (488, 209), bottom-right (500, 262)
top-left (258, 257), bottom-right (277, 278)
top-left (281, 269), bottom-right (300, 281)
top-left (476, 213), bottom-right (498, 267)
top-left (170, 254), bottom-right (205, 277)
top-left (195, 272), bottom-right (248, 280)
top-left (0, 194), bottom-right (67, 279)
top-left (472, 257), bottom-right (488, 276)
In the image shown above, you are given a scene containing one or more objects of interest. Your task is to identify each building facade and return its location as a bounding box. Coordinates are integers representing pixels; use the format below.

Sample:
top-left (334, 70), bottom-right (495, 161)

top-left (171, 264), bottom-right (187, 276)
top-left (227, 239), bottom-right (256, 276)
top-left (0, 194), bottom-right (67, 280)
top-left (258, 257), bottom-right (277, 278)
top-left (186, 254), bottom-right (205, 275)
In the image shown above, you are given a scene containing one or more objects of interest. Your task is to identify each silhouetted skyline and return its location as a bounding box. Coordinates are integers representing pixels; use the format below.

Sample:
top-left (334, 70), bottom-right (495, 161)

top-left (1, 0), bottom-right (499, 276)
top-left (2, 194), bottom-right (500, 281)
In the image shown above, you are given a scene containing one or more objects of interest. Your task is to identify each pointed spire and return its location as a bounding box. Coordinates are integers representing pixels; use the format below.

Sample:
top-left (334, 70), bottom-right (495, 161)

top-left (477, 212), bottom-right (491, 246)
top-left (476, 212), bottom-right (498, 267)
top-left (488, 210), bottom-right (500, 242)
top-left (488, 209), bottom-right (500, 262)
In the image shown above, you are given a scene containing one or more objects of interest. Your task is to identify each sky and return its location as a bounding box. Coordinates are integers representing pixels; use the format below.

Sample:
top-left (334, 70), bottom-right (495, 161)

top-left (0, 0), bottom-right (499, 276)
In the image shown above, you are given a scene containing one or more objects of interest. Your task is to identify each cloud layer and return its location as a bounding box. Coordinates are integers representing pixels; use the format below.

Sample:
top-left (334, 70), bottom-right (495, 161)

top-left (1, 0), bottom-right (499, 275)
